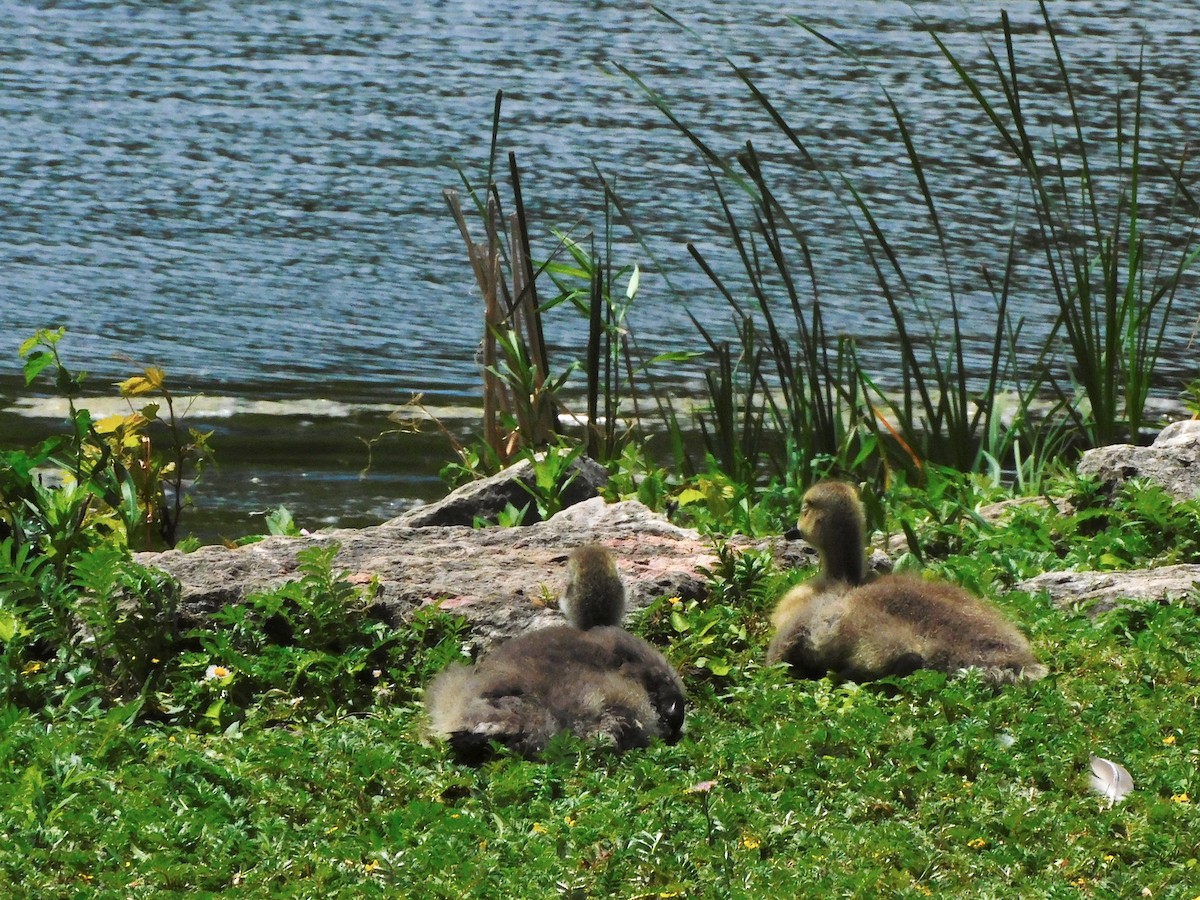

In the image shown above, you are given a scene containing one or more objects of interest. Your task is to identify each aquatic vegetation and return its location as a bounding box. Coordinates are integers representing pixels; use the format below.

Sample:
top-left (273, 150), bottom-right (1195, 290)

top-left (617, 2), bottom-right (1199, 491)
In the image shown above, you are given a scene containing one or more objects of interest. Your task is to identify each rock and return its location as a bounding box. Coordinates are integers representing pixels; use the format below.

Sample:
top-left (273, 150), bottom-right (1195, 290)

top-left (1076, 420), bottom-right (1200, 500)
top-left (392, 454), bottom-right (609, 527)
top-left (997, 427), bottom-right (1200, 616)
top-left (1017, 565), bottom-right (1200, 615)
top-left (138, 498), bottom-right (718, 651)
top-left (977, 495), bottom-right (1075, 524)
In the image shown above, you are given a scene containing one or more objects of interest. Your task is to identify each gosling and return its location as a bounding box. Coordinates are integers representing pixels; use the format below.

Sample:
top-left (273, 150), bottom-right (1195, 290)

top-left (560, 542), bottom-right (626, 629)
top-left (425, 545), bottom-right (686, 764)
top-left (767, 480), bottom-right (1047, 685)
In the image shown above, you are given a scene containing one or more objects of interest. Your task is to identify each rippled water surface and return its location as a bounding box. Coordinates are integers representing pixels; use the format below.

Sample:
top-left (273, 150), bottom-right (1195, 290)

top-left (2, 1), bottom-right (1198, 535)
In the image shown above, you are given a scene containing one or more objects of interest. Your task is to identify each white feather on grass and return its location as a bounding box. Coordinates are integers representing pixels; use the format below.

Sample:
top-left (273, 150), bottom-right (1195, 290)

top-left (1089, 754), bottom-right (1134, 806)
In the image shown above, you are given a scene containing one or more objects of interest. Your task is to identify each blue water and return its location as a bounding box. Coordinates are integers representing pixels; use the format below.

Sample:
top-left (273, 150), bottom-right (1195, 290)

top-left (2, 0), bottom-right (1198, 535)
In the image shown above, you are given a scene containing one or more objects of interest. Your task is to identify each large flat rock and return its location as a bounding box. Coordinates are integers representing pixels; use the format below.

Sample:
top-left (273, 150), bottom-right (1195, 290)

top-left (138, 498), bottom-right (747, 649)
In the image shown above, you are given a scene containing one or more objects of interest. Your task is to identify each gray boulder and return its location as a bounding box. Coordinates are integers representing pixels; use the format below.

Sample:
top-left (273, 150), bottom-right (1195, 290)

top-left (1076, 420), bottom-right (1200, 500)
top-left (392, 454), bottom-right (608, 527)
top-left (1017, 565), bottom-right (1200, 616)
top-left (138, 498), bottom-right (716, 651)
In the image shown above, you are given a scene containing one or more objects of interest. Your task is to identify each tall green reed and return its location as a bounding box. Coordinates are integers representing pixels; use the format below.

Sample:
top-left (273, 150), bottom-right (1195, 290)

top-left (621, 14), bottom-right (1019, 486)
top-left (931, 0), bottom-right (1200, 446)
top-left (619, 3), bottom-right (1197, 496)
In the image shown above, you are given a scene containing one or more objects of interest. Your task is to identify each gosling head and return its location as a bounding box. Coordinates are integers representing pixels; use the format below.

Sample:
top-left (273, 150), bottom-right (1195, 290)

top-left (788, 480), bottom-right (867, 584)
top-left (561, 543), bottom-right (626, 630)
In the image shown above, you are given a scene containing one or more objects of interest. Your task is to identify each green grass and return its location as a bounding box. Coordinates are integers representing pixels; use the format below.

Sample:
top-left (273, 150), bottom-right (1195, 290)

top-left (2, 478), bottom-right (1199, 898)
top-left (1, 607), bottom-right (1197, 897)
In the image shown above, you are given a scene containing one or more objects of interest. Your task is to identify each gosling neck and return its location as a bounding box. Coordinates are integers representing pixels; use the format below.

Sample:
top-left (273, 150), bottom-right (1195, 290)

top-left (817, 524), bottom-right (867, 585)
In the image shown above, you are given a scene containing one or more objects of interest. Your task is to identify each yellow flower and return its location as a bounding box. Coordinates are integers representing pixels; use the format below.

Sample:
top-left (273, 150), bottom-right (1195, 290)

top-left (564, 815), bottom-right (576, 827)
top-left (913, 886), bottom-right (933, 897)
top-left (1163, 735), bottom-right (1177, 746)
top-left (21, 661), bottom-right (43, 676)
top-left (531, 822), bottom-right (548, 834)
top-left (364, 861), bottom-right (379, 873)
top-left (741, 835), bottom-right (761, 850)
top-left (967, 838), bottom-right (988, 850)
top-left (667, 596), bottom-right (682, 606)
top-left (1104, 854), bottom-right (1116, 862)
top-left (1171, 793), bottom-right (1190, 804)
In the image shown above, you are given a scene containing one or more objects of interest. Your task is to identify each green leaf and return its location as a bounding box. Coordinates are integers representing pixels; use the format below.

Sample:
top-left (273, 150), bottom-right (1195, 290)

top-left (0, 609), bottom-right (23, 643)
top-left (204, 698), bottom-right (226, 723)
top-left (21, 350), bottom-right (54, 385)
top-left (55, 365), bottom-right (83, 398)
top-left (266, 506), bottom-right (300, 537)
top-left (18, 327), bottom-right (63, 357)
top-left (643, 350), bottom-right (704, 365)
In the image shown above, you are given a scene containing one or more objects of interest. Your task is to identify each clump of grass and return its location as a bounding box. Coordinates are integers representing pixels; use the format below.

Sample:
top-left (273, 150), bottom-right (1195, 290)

top-left (442, 91), bottom-right (695, 493)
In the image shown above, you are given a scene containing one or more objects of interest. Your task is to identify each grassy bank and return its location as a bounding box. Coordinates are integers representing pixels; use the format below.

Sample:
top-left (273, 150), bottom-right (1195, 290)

top-left (2, 475), bottom-right (1199, 898)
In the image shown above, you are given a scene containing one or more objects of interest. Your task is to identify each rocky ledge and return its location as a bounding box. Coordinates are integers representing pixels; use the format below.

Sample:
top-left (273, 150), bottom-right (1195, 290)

top-left (138, 498), bottom-right (771, 650)
top-left (139, 421), bottom-right (1200, 642)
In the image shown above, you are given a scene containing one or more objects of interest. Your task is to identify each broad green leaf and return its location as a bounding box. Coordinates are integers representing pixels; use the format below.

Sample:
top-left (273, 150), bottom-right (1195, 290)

top-left (204, 698), bottom-right (226, 723)
top-left (0, 609), bottom-right (23, 643)
top-left (706, 659), bottom-right (732, 676)
top-left (22, 350), bottom-right (55, 384)
top-left (18, 327), bottom-right (63, 357)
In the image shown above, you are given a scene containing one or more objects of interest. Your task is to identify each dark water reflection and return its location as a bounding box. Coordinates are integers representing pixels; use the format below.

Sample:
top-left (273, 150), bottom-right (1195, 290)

top-left (2, 1), bottom-right (1198, 536)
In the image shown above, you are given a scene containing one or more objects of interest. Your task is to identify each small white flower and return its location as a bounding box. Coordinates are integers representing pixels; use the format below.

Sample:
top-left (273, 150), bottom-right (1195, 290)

top-left (204, 664), bottom-right (232, 681)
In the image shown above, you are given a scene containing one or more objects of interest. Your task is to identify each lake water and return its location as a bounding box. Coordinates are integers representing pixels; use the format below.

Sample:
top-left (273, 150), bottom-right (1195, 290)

top-left (2, 1), bottom-right (1198, 538)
